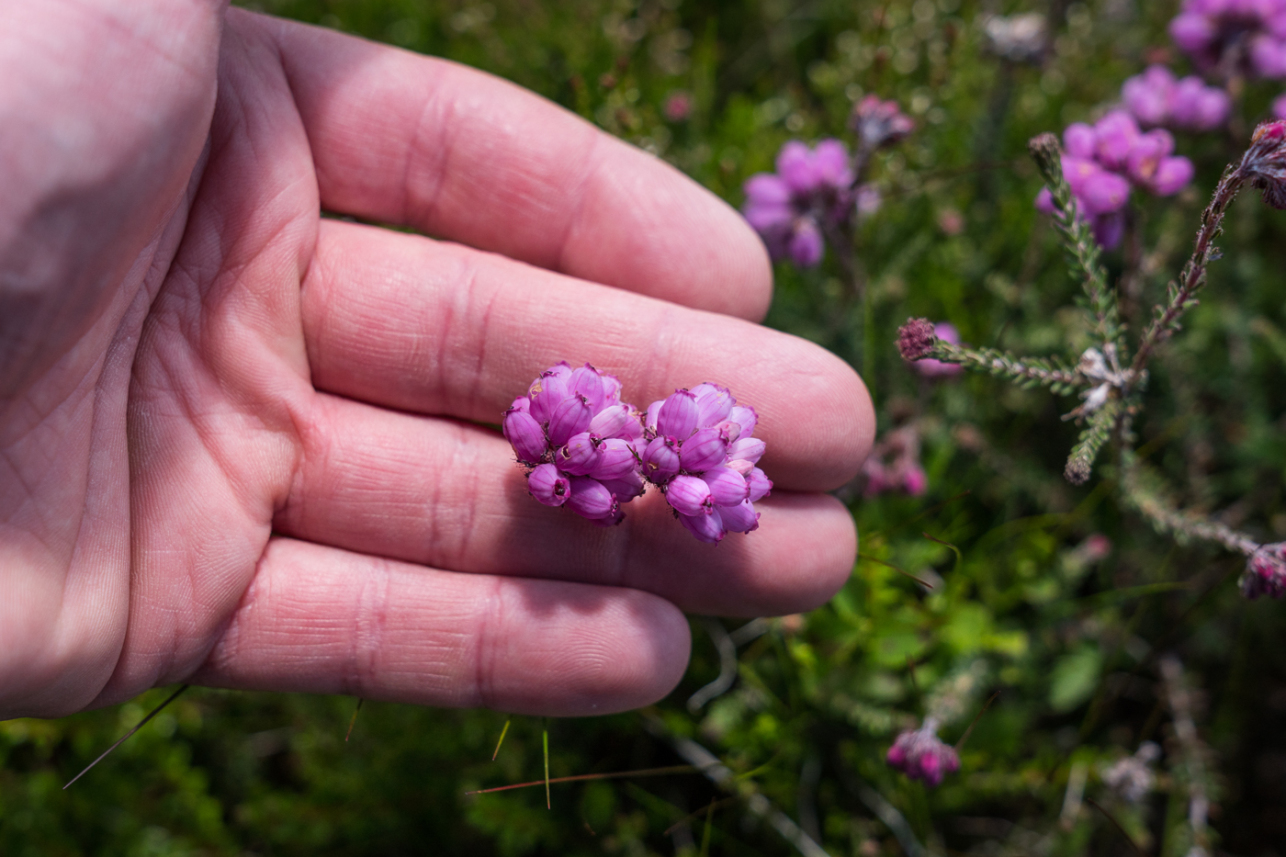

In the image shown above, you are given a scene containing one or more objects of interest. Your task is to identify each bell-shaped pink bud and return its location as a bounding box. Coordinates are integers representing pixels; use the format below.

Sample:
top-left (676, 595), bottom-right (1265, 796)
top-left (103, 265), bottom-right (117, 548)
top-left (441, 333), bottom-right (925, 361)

top-left (746, 467), bottom-right (773, 502)
top-left (656, 390), bottom-right (699, 440)
top-left (644, 399), bottom-right (663, 435)
top-left (588, 437), bottom-right (638, 481)
top-left (553, 431), bottom-right (602, 475)
top-left (503, 408), bottom-right (548, 465)
top-left (666, 474), bottom-right (714, 516)
top-left (678, 509), bottom-right (725, 544)
top-left (567, 477), bottom-right (618, 520)
top-left (599, 469), bottom-right (645, 501)
top-left (728, 405), bottom-right (758, 438)
top-left (642, 436), bottom-right (681, 484)
top-left (1063, 122), bottom-right (1097, 159)
top-left (528, 366), bottom-right (571, 423)
top-left (691, 383), bottom-right (734, 427)
top-left (701, 465), bottom-right (749, 506)
top-left (509, 396), bottom-right (531, 414)
top-left (547, 393), bottom-right (593, 446)
top-left (728, 437), bottom-right (766, 465)
top-left (528, 464), bottom-right (570, 507)
top-left (727, 458), bottom-right (753, 476)
top-left (718, 500), bottom-right (760, 534)
top-left (570, 363), bottom-right (606, 412)
top-left (680, 427), bottom-right (732, 473)
top-left (600, 372), bottom-right (623, 405)
top-left (588, 507), bottom-right (626, 527)
top-left (588, 403), bottom-right (635, 438)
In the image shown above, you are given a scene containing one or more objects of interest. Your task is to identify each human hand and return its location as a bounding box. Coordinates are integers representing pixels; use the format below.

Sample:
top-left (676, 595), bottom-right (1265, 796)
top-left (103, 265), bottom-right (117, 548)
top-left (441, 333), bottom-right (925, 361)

top-left (0, 0), bottom-right (873, 719)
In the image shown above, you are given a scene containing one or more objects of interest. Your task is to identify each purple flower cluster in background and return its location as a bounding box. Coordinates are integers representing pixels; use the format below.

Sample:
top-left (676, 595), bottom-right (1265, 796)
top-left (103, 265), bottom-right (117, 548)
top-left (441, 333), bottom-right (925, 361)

top-left (1122, 65), bottom-right (1231, 131)
top-left (1241, 542), bottom-right (1286, 599)
top-left (850, 94), bottom-right (915, 154)
top-left (503, 363), bottom-right (771, 542)
top-left (641, 385), bottom-right (772, 544)
top-left (742, 140), bottom-right (853, 267)
top-left (886, 719), bottom-right (960, 787)
top-left (741, 95), bottom-right (912, 268)
top-left (860, 424), bottom-right (927, 499)
top-left (1170, 0), bottom-right (1286, 79)
top-left (1035, 111), bottom-right (1194, 248)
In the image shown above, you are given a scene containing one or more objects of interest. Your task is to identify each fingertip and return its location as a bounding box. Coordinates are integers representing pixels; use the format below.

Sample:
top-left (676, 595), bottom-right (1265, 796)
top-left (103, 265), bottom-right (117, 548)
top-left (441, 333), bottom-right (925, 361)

top-left (504, 586), bottom-right (691, 716)
top-left (749, 492), bottom-right (857, 614)
top-left (563, 137), bottom-right (774, 321)
top-left (757, 339), bottom-right (876, 491)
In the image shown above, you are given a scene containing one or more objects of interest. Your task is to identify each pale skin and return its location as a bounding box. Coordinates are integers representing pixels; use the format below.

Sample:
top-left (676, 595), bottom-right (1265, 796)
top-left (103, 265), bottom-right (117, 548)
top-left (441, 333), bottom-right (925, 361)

top-left (0, 0), bottom-right (874, 720)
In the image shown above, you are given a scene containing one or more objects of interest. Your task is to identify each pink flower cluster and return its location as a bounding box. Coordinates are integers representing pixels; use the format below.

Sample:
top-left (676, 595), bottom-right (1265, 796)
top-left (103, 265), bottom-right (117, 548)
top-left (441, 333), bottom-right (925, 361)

top-left (1035, 111), bottom-right (1194, 248)
top-left (503, 363), bottom-right (771, 543)
top-left (886, 721), bottom-right (960, 787)
top-left (640, 385), bottom-right (772, 544)
top-left (1241, 542), bottom-right (1286, 599)
top-left (742, 140), bottom-right (854, 267)
top-left (850, 94), bottom-right (915, 154)
top-left (1121, 65), bottom-right (1231, 131)
top-left (860, 425), bottom-right (927, 499)
top-left (1170, 0), bottom-right (1286, 79)
top-left (741, 96), bottom-right (912, 269)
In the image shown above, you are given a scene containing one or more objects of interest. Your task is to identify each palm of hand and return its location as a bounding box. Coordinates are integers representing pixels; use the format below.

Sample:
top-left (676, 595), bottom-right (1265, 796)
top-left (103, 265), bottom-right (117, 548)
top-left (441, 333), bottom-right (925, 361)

top-left (1, 4), bottom-right (872, 719)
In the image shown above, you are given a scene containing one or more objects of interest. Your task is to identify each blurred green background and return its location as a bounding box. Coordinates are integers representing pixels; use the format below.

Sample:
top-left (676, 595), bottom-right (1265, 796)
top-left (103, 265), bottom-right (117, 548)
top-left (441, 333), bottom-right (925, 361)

top-left (5, 1), bottom-right (1286, 854)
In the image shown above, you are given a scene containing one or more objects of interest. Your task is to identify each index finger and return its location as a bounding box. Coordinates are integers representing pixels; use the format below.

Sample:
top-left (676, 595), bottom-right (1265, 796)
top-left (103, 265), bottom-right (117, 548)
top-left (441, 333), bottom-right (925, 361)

top-left (246, 10), bottom-right (773, 321)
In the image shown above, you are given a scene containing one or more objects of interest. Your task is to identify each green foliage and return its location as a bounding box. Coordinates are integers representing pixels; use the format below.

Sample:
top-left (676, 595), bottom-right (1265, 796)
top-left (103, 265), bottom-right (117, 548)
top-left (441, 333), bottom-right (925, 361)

top-left (7, 1), bottom-right (1286, 855)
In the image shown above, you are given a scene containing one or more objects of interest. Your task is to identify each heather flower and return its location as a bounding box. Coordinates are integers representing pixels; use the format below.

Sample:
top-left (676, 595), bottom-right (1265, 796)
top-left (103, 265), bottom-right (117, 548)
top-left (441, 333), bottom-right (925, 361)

top-left (850, 95), bottom-right (915, 153)
top-left (1240, 542), bottom-right (1286, 599)
top-left (886, 718), bottom-right (959, 787)
top-left (504, 362), bottom-right (645, 525)
top-left (1121, 65), bottom-right (1231, 131)
top-left (1102, 742), bottom-right (1161, 803)
top-left (742, 139), bottom-right (854, 267)
top-left (663, 90), bottom-right (692, 122)
top-left (983, 12), bottom-right (1047, 63)
top-left (912, 322), bottom-right (964, 379)
top-left (641, 384), bottom-right (771, 544)
top-left (860, 425), bottom-right (927, 498)
top-left (1170, 0), bottom-right (1286, 79)
top-left (1239, 120), bottom-right (1286, 208)
top-left (1033, 112), bottom-right (1194, 248)
top-left (897, 317), bottom-right (938, 361)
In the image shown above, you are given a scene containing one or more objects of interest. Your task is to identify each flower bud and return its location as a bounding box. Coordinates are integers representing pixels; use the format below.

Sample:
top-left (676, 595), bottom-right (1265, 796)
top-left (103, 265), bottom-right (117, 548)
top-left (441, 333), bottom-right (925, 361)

top-left (569, 363), bottom-right (606, 412)
top-left (588, 403), bottom-right (635, 438)
top-left (718, 500), bottom-right (760, 534)
top-left (567, 477), bottom-right (618, 520)
top-left (503, 408), bottom-right (548, 465)
top-left (692, 383), bottom-right (734, 427)
top-left (680, 426), bottom-right (732, 473)
top-left (528, 363), bottom-right (572, 423)
top-left (642, 435), bottom-right (682, 484)
top-left (702, 465), bottom-right (749, 506)
top-left (553, 431), bottom-right (602, 475)
top-left (656, 390), bottom-right (699, 440)
top-left (666, 474), bottom-right (714, 516)
top-left (728, 405), bottom-right (758, 438)
top-left (746, 467), bottom-right (773, 502)
top-left (547, 393), bottom-right (593, 446)
top-left (588, 438), bottom-right (638, 481)
top-left (599, 469), bottom-right (645, 501)
top-left (727, 437), bottom-right (766, 465)
top-left (528, 464), bottom-right (570, 507)
top-left (678, 509), bottom-right (725, 544)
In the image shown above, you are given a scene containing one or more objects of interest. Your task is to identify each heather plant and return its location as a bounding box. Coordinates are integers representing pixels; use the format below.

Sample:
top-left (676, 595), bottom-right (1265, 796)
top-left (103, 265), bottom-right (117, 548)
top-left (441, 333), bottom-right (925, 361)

top-left (8, 2), bottom-right (1286, 856)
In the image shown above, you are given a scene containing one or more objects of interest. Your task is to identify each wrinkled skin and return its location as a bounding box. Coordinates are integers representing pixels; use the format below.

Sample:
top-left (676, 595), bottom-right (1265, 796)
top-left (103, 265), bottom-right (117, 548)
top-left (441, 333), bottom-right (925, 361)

top-left (0, 0), bottom-right (874, 719)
